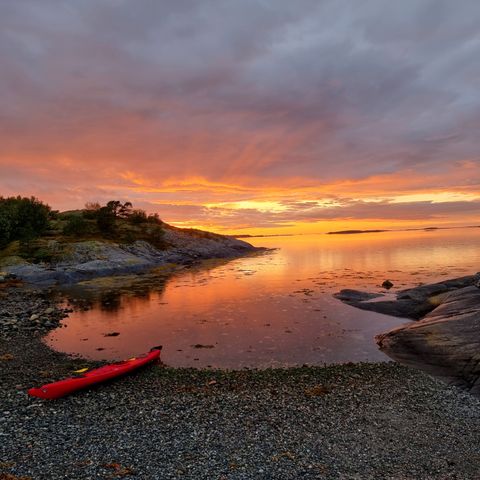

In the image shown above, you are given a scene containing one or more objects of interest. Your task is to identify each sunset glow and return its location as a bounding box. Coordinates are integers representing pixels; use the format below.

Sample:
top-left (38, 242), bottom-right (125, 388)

top-left (1, 1), bottom-right (479, 233)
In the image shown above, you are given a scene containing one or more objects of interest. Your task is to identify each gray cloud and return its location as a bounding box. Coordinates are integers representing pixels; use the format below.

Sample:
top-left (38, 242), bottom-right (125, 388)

top-left (0, 0), bottom-right (479, 225)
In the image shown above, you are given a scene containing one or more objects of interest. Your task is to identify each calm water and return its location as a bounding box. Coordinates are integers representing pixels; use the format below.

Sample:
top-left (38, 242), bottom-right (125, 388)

top-left (45, 228), bottom-right (480, 368)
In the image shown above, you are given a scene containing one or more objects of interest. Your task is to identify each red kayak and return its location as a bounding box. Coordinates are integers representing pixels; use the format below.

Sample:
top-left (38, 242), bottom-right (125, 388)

top-left (28, 346), bottom-right (162, 400)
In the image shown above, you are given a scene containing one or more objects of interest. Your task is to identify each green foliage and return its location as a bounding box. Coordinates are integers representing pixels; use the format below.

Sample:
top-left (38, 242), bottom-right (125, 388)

top-left (28, 246), bottom-right (54, 264)
top-left (128, 209), bottom-right (148, 225)
top-left (122, 231), bottom-right (136, 244)
top-left (83, 202), bottom-right (101, 219)
top-left (142, 224), bottom-right (165, 249)
top-left (147, 213), bottom-right (162, 224)
top-left (63, 215), bottom-right (89, 236)
top-left (0, 196), bottom-right (51, 248)
top-left (96, 206), bottom-right (116, 234)
top-left (105, 200), bottom-right (133, 218)
top-left (0, 196), bottom-right (166, 252)
top-left (0, 209), bottom-right (13, 248)
top-left (95, 200), bottom-right (135, 233)
top-left (87, 200), bottom-right (163, 241)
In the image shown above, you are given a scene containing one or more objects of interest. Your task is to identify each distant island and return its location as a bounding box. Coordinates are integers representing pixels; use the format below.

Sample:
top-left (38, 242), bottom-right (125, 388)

top-left (327, 229), bottom-right (388, 235)
top-left (327, 225), bottom-right (479, 235)
top-left (234, 233), bottom-right (296, 238)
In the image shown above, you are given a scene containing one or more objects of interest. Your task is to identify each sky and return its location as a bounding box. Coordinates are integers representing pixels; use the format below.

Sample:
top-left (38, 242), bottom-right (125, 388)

top-left (0, 0), bottom-right (479, 234)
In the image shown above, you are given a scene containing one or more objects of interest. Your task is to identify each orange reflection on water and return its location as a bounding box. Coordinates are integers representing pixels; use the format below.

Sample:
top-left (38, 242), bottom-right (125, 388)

top-left (45, 228), bottom-right (480, 368)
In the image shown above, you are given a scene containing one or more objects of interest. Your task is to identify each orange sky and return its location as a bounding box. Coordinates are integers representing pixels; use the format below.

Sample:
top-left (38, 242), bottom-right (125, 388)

top-left (1, 1), bottom-right (479, 234)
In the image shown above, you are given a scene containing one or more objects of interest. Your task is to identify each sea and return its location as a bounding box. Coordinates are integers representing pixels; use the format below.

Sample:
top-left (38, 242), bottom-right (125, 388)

top-left (45, 227), bottom-right (480, 368)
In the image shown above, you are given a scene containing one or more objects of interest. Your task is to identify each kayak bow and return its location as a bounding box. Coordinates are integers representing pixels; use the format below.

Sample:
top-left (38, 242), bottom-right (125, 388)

top-left (28, 346), bottom-right (162, 400)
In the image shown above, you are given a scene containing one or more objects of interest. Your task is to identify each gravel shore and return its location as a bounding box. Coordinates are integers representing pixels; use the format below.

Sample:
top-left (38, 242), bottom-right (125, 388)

top-left (1, 287), bottom-right (480, 479)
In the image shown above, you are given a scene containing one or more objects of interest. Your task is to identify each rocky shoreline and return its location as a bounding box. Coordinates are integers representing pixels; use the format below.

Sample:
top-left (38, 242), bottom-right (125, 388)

top-left (0, 285), bottom-right (69, 338)
top-left (2, 286), bottom-right (480, 479)
top-left (335, 272), bottom-right (480, 397)
top-left (0, 225), bottom-right (259, 286)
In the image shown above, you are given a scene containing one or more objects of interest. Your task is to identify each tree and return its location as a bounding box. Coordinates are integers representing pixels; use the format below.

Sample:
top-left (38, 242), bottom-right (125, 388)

top-left (128, 209), bottom-right (148, 225)
top-left (0, 196), bottom-right (51, 248)
top-left (118, 201), bottom-right (133, 218)
top-left (96, 206), bottom-right (116, 234)
top-left (147, 213), bottom-right (162, 224)
top-left (105, 201), bottom-right (133, 218)
top-left (0, 209), bottom-right (12, 248)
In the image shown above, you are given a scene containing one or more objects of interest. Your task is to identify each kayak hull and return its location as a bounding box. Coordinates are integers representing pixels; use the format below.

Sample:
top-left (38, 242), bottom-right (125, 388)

top-left (28, 348), bottom-right (161, 400)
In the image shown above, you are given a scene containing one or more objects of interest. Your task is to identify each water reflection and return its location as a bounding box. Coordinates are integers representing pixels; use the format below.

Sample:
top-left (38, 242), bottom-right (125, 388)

top-left (45, 228), bottom-right (480, 368)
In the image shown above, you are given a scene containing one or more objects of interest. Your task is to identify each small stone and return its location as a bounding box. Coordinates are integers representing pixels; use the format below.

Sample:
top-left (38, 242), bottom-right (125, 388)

top-left (305, 385), bottom-right (330, 397)
top-left (29, 314), bottom-right (40, 321)
top-left (382, 280), bottom-right (394, 289)
top-left (45, 307), bottom-right (55, 314)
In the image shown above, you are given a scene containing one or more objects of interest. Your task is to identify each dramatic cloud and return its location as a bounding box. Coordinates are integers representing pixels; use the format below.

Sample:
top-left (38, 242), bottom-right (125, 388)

top-left (0, 0), bottom-right (479, 232)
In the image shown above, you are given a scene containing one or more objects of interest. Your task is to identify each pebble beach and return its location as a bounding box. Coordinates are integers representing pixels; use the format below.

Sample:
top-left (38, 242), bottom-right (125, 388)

top-left (1, 287), bottom-right (480, 479)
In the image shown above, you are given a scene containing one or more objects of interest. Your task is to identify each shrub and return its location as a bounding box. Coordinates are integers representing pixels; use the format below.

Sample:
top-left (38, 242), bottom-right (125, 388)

top-left (29, 246), bottom-right (54, 264)
top-left (83, 202), bottom-right (101, 219)
top-left (91, 200), bottom-right (134, 232)
top-left (63, 215), bottom-right (89, 236)
top-left (0, 209), bottom-right (13, 248)
top-left (147, 213), bottom-right (162, 224)
top-left (0, 196), bottom-right (51, 248)
top-left (128, 209), bottom-right (148, 225)
top-left (96, 206), bottom-right (116, 234)
top-left (143, 224), bottom-right (165, 249)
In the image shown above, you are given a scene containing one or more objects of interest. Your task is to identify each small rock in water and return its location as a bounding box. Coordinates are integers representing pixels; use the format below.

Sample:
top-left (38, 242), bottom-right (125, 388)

top-left (103, 332), bottom-right (120, 337)
top-left (382, 280), bottom-right (394, 289)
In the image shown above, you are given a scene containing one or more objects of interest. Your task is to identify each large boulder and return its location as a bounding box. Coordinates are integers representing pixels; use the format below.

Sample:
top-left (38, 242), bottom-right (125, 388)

top-left (335, 273), bottom-right (480, 396)
top-left (376, 286), bottom-right (480, 396)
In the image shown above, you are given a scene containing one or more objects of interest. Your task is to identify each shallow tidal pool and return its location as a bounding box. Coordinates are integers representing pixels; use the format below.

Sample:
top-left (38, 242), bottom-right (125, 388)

top-left (45, 227), bottom-right (480, 368)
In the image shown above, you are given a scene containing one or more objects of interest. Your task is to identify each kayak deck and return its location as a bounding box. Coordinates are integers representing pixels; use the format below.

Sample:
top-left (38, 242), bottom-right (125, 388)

top-left (28, 347), bottom-right (161, 400)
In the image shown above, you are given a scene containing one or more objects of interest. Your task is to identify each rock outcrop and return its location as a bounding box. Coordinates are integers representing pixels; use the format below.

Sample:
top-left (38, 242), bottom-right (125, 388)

top-left (376, 286), bottom-right (480, 395)
top-left (335, 274), bottom-right (480, 319)
top-left (335, 273), bottom-right (480, 396)
top-left (1, 225), bottom-right (259, 286)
